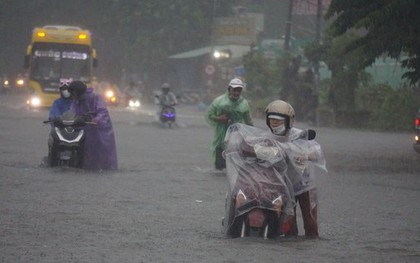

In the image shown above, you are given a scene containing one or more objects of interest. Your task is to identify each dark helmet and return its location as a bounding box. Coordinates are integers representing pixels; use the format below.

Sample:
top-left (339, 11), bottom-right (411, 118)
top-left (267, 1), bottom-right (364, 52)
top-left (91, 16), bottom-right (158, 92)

top-left (161, 82), bottom-right (170, 92)
top-left (68, 80), bottom-right (87, 100)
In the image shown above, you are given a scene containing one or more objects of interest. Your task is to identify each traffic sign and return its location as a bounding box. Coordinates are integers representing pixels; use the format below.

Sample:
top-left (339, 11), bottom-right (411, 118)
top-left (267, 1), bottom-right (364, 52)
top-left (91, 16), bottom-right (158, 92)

top-left (205, 64), bottom-right (215, 75)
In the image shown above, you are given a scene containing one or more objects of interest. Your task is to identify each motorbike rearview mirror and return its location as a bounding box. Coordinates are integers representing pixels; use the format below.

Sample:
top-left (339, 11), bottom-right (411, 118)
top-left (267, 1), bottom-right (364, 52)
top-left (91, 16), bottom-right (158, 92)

top-left (307, 129), bottom-right (316, 140)
top-left (292, 129), bottom-right (317, 141)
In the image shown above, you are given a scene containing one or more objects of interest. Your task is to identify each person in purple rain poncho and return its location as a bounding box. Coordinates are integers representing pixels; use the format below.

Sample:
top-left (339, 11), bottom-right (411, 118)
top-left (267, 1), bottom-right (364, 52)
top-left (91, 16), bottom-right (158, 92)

top-left (68, 80), bottom-right (118, 170)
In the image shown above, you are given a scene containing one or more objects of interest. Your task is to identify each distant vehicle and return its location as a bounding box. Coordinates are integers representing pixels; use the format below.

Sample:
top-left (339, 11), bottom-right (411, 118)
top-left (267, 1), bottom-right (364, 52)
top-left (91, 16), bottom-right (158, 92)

top-left (24, 25), bottom-right (98, 108)
top-left (103, 87), bottom-right (119, 106)
top-left (1, 77), bottom-right (10, 94)
top-left (15, 74), bottom-right (26, 91)
top-left (1, 75), bottom-right (26, 93)
top-left (158, 105), bottom-right (176, 128)
top-left (414, 109), bottom-right (420, 154)
top-left (94, 81), bottom-right (121, 107)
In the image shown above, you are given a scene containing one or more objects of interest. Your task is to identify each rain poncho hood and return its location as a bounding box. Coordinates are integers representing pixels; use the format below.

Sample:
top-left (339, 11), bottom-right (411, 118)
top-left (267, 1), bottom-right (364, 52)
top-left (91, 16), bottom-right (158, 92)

top-left (70, 87), bottom-right (118, 170)
top-left (205, 92), bottom-right (253, 161)
top-left (49, 98), bottom-right (72, 120)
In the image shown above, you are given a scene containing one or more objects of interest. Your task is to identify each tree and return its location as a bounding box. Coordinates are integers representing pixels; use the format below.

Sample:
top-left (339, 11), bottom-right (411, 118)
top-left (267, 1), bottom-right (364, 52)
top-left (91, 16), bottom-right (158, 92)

top-left (107, 0), bottom-right (234, 87)
top-left (305, 32), bottom-right (370, 113)
top-left (326, 0), bottom-right (420, 84)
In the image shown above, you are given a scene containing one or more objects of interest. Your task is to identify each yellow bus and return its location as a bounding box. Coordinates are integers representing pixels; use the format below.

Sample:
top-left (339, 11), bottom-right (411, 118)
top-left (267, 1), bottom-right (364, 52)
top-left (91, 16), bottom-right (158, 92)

top-left (24, 25), bottom-right (97, 107)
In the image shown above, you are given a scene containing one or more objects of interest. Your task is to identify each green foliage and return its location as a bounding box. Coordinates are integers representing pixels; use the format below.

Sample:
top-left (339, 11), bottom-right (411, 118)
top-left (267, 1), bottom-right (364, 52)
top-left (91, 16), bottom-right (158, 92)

top-left (242, 49), bottom-right (279, 96)
top-left (243, 49), bottom-right (318, 121)
top-left (357, 83), bottom-right (419, 131)
top-left (326, 0), bottom-right (420, 84)
top-left (305, 32), bottom-right (369, 111)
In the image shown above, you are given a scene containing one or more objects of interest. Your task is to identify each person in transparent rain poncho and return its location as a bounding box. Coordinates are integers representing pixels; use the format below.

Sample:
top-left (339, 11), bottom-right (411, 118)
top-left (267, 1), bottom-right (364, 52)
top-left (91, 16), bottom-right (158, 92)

top-left (263, 100), bottom-right (327, 238)
top-left (223, 100), bottom-right (327, 238)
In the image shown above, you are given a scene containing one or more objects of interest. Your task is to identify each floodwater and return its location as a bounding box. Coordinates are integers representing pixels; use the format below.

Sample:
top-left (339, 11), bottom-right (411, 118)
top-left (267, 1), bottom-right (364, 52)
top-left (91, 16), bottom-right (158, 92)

top-left (0, 94), bottom-right (419, 262)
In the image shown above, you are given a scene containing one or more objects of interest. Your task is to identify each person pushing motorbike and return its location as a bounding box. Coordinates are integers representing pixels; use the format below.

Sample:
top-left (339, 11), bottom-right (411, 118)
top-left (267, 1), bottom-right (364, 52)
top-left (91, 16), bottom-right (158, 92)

top-left (68, 80), bottom-right (118, 170)
top-left (205, 78), bottom-right (253, 171)
top-left (222, 100), bottom-right (326, 239)
top-left (264, 100), bottom-right (326, 238)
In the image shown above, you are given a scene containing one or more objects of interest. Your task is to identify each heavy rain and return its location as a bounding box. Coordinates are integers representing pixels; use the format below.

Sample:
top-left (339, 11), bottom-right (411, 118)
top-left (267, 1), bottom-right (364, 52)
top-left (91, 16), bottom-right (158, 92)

top-left (1, 1), bottom-right (420, 262)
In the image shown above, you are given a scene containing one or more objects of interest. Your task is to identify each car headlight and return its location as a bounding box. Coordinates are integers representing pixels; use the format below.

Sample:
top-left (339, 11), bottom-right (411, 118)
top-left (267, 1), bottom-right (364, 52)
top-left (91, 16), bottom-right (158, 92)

top-left (16, 79), bottom-right (25, 86)
top-left (27, 97), bottom-right (41, 107)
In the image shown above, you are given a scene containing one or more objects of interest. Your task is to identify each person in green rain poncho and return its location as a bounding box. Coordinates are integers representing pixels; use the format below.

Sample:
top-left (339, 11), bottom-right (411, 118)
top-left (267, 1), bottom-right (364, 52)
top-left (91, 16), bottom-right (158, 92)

top-left (205, 78), bottom-right (253, 171)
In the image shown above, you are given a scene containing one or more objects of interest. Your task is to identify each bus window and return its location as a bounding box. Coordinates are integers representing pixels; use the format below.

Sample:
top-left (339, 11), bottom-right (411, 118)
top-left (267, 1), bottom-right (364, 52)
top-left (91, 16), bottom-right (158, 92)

top-left (31, 56), bottom-right (61, 80)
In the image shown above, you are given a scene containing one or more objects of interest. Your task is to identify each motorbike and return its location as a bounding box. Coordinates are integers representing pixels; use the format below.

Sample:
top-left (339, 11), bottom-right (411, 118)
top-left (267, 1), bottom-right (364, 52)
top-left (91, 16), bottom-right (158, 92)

top-left (414, 109), bottom-right (420, 154)
top-left (44, 110), bottom-right (93, 168)
top-left (122, 86), bottom-right (142, 109)
top-left (222, 123), bottom-right (324, 239)
top-left (103, 88), bottom-right (120, 106)
top-left (127, 97), bottom-right (141, 109)
top-left (159, 105), bottom-right (176, 127)
top-left (1, 78), bottom-right (10, 94)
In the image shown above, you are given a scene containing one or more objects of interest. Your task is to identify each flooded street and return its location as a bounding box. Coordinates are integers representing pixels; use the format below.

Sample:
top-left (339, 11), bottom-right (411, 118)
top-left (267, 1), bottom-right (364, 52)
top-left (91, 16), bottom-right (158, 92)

top-left (1, 94), bottom-right (419, 262)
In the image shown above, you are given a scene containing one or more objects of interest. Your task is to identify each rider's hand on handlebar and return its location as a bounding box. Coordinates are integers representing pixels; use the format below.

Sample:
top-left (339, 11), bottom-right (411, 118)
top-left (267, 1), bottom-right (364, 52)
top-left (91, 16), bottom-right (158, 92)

top-left (52, 117), bottom-right (62, 125)
top-left (253, 144), bottom-right (280, 162)
top-left (215, 114), bottom-right (230, 124)
top-left (74, 116), bottom-right (86, 126)
top-left (293, 154), bottom-right (308, 165)
top-left (81, 114), bottom-right (93, 122)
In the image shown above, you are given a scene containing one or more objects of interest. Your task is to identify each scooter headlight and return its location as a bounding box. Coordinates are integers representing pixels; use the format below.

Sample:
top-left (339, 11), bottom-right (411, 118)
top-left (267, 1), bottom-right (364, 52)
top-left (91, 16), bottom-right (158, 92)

top-left (236, 189), bottom-right (247, 208)
top-left (105, 90), bottom-right (114, 98)
top-left (272, 196), bottom-right (283, 217)
top-left (129, 100), bottom-right (141, 107)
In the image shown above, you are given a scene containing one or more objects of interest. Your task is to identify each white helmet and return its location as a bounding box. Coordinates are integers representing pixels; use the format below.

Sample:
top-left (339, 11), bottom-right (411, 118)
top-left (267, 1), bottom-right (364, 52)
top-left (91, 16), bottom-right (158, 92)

top-left (265, 100), bottom-right (295, 132)
top-left (228, 78), bottom-right (244, 89)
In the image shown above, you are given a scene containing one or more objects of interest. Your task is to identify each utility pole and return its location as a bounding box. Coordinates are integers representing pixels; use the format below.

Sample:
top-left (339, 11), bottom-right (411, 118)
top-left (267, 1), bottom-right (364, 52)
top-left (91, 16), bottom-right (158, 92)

top-left (312, 0), bottom-right (323, 126)
top-left (284, 0), bottom-right (293, 51)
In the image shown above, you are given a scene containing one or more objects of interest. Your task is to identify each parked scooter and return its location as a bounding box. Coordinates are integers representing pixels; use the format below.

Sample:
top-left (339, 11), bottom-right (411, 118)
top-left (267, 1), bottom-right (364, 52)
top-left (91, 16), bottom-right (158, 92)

top-left (222, 123), bottom-right (321, 239)
top-left (44, 110), bottom-right (94, 168)
top-left (414, 109), bottom-right (420, 154)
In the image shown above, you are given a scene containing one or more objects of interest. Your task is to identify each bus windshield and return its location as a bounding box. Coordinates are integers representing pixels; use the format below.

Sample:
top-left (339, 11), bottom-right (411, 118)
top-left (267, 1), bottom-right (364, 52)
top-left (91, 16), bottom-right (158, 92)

top-left (30, 43), bottom-right (90, 83)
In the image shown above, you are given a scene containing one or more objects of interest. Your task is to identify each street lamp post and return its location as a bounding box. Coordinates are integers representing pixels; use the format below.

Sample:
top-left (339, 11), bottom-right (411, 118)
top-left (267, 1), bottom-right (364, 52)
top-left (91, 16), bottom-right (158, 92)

top-left (284, 0), bottom-right (293, 51)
